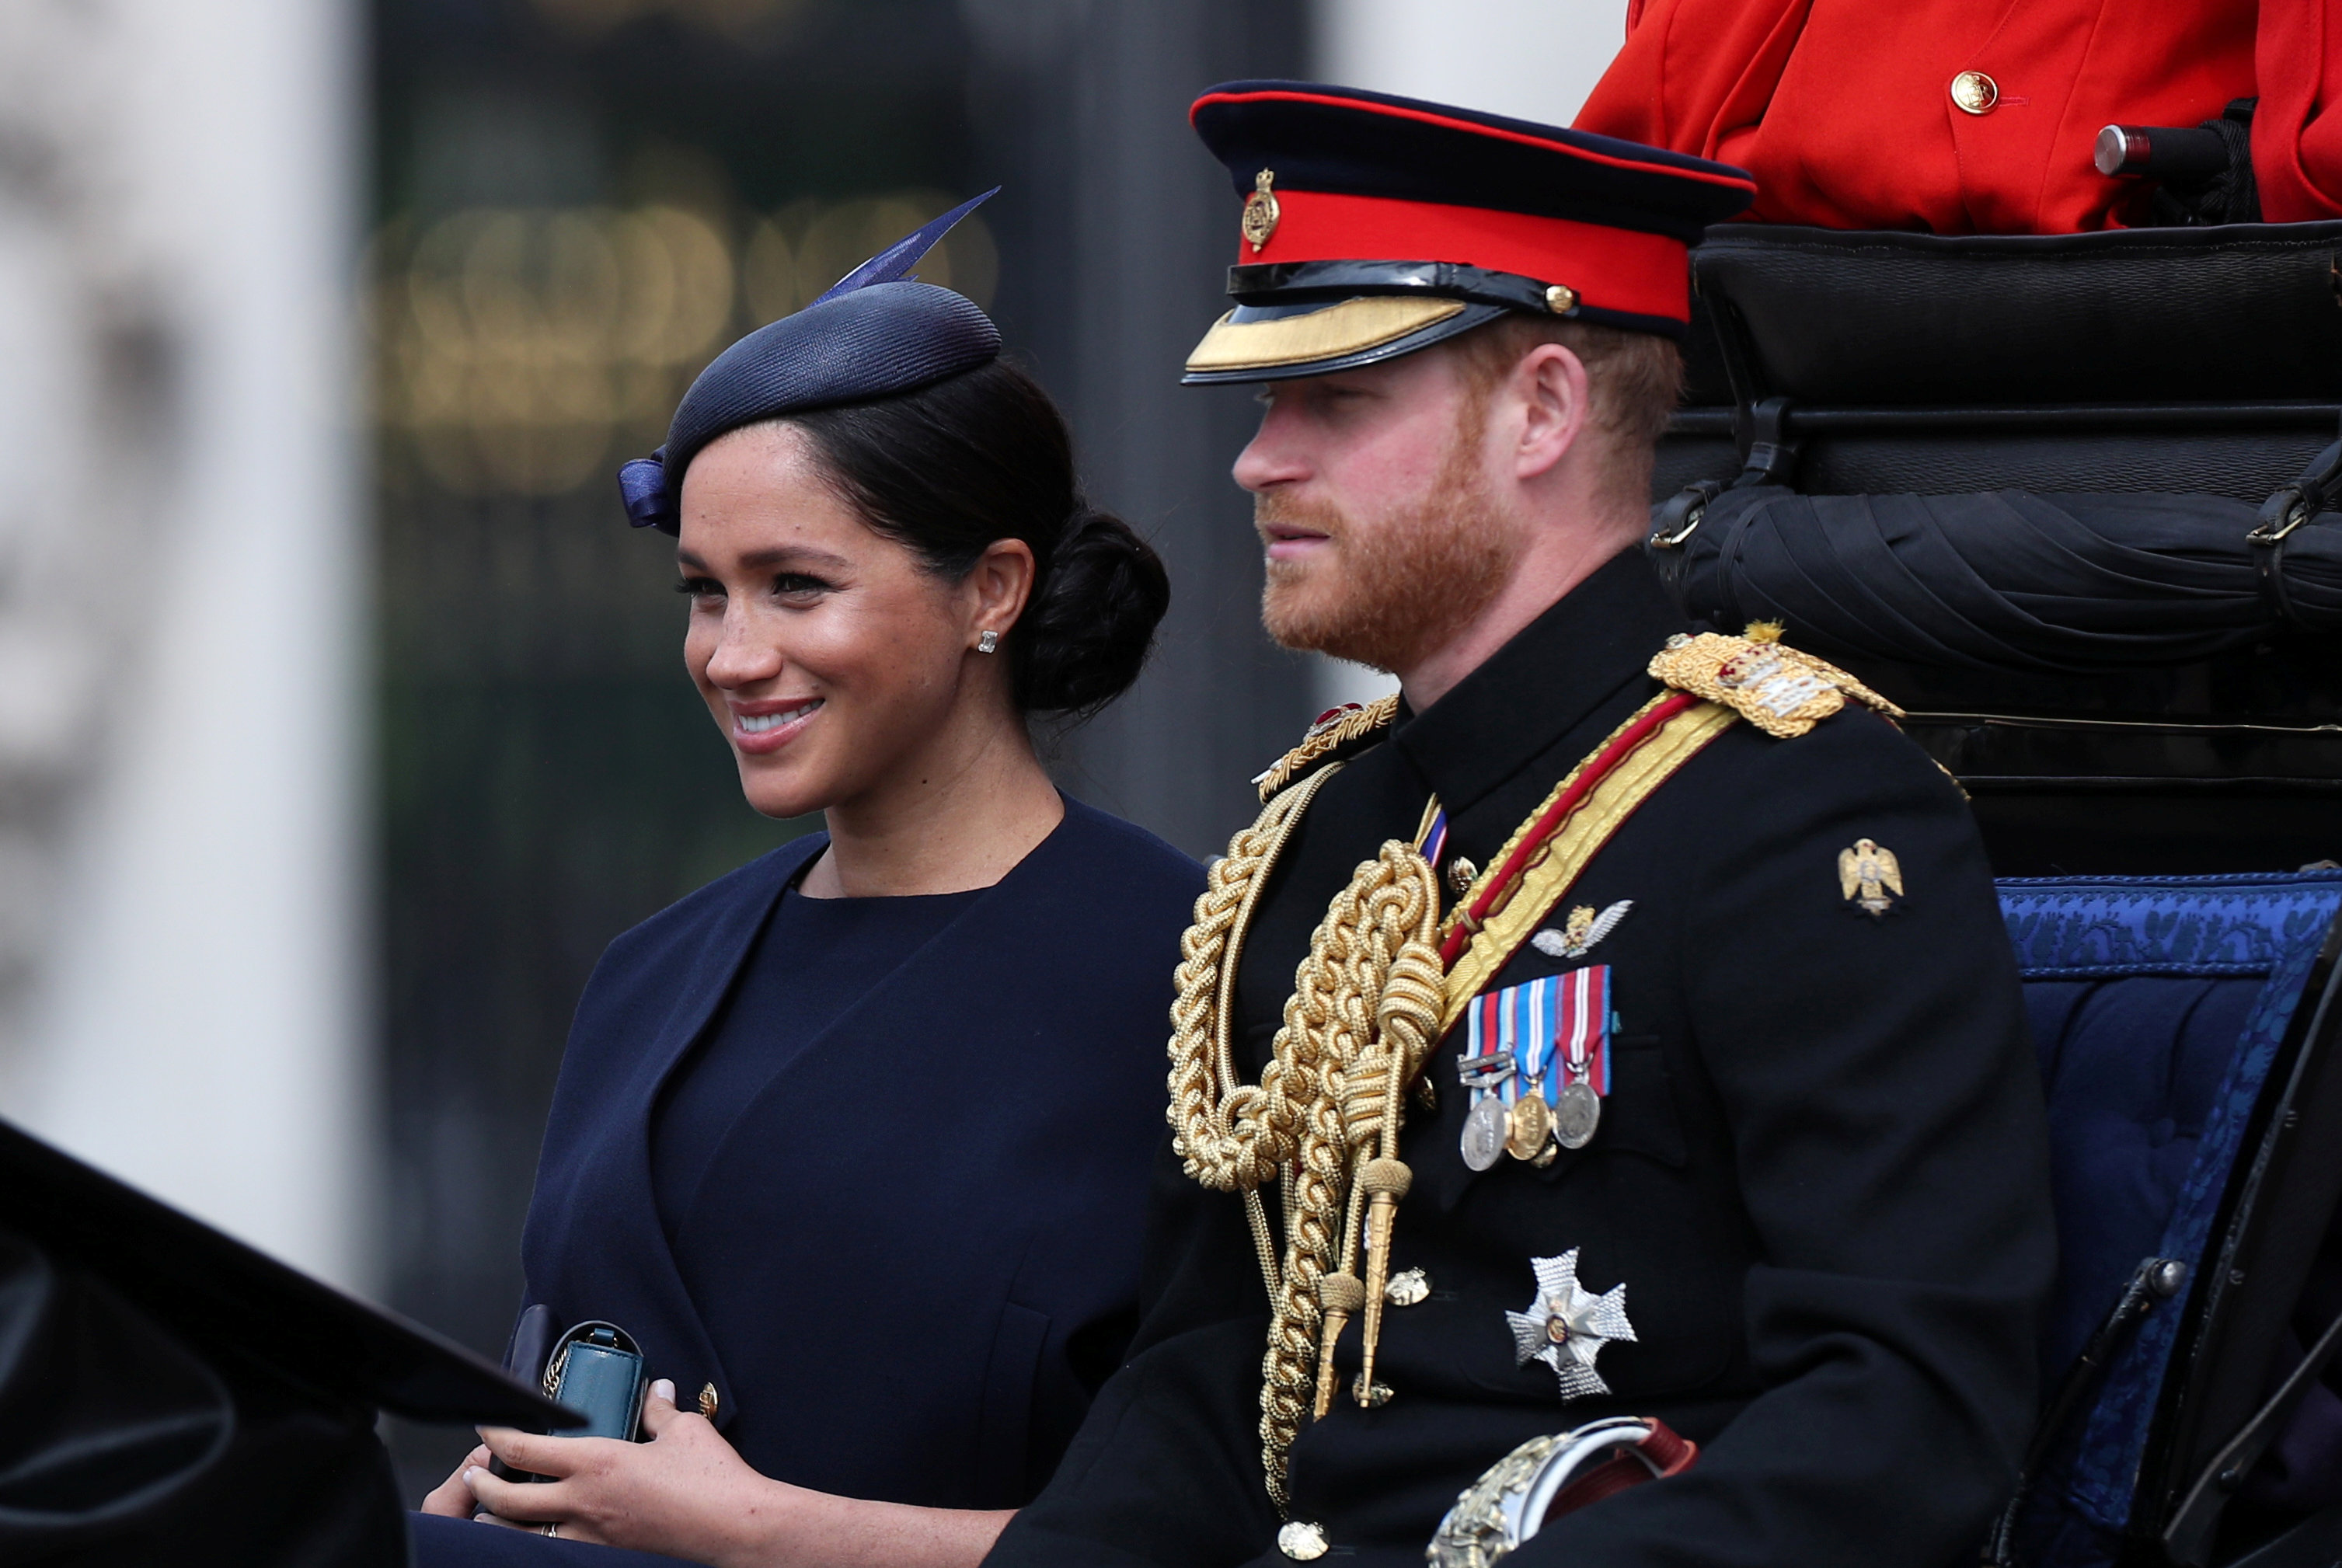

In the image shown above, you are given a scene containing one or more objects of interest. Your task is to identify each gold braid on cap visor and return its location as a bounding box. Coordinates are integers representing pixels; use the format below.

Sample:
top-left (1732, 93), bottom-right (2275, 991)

top-left (1166, 764), bottom-right (1445, 1511)
top-left (1184, 295), bottom-right (1466, 375)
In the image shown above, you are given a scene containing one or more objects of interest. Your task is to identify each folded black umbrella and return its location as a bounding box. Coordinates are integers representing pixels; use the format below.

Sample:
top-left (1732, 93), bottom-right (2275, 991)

top-left (1650, 471), bottom-right (2342, 674)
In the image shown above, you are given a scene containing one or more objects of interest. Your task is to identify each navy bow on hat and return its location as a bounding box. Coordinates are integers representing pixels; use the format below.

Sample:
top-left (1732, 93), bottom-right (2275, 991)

top-left (618, 188), bottom-right (1001, 534)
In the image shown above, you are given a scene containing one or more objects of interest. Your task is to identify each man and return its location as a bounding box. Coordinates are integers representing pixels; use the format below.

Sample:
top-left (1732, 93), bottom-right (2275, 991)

top-left (985, 83), bottom-right (2055, 1568)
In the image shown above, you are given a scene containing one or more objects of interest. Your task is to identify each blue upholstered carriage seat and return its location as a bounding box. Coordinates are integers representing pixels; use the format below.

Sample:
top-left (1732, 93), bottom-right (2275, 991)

top-left (1999, 873), bottom-right (2342, 1567)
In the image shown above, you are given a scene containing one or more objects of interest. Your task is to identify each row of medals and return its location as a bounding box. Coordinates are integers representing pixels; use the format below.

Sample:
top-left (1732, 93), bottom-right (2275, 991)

top-left (1459, 1069), bottom-right (1599, 1173)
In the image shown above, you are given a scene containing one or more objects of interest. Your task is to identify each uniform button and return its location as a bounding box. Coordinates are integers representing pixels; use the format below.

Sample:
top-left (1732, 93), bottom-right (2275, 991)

top-left (1950, 71), bottom-right (1999, 115)
top-left (1277, 1521), bottom-right (1330, 1560)
top-left (698, 1383), bottom-right (720, 1419)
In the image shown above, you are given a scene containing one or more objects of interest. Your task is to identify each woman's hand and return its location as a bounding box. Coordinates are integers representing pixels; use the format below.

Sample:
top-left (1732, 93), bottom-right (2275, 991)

top-left (420, 1442), bottom-right (493, 1517)
top-left (451, 1379), bottom-right (1013, 1567)
top-left (460, 1379), bottom-right (792, 1563)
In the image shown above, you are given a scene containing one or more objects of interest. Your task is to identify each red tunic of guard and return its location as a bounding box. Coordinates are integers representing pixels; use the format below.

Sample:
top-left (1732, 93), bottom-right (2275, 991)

top-left (1573, 0), bottom-right (2342, 232)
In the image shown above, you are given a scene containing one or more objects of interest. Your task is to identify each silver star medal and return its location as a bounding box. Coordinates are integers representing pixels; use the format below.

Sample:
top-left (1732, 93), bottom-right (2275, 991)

top-left (1506, 1249), bottom-right (1635, 1400)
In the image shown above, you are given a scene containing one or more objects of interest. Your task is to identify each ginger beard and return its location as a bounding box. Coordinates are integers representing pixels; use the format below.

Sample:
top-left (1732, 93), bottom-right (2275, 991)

top-left (1256, 396), bottom-right (1520, 674)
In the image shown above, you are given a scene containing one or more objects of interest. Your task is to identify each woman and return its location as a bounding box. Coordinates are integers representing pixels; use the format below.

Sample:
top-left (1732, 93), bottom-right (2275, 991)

top-left (412, 198), bottom-right (1198, 1566)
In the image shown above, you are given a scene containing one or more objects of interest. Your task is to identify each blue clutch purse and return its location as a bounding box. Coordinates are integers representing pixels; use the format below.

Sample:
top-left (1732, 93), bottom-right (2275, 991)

top-left (545, 1322), bottom-right (647, 1442)
top-left (485, 1312), bottom-right (647, 1486)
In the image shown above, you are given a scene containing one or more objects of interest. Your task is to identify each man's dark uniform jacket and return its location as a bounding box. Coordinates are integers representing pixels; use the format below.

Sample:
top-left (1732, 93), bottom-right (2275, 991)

top-left (986, 549), bottom-right (2059, 1568)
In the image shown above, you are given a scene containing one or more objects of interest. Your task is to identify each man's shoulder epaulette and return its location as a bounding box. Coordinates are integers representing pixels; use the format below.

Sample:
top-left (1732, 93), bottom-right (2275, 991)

top-left (1648, 622), bottom-right (1902, 739)
top-left (1253, 694), bottom-right (1400, 802)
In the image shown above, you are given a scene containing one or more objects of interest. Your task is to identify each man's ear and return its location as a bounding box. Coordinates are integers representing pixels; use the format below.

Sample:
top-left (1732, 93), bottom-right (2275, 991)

top-left (1514, 342), bottom-right (1591, 483)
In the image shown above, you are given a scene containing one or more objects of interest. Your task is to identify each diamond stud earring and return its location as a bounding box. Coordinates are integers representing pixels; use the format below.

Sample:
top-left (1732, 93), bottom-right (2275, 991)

top-left (977, 630), bottom-right (999, 654)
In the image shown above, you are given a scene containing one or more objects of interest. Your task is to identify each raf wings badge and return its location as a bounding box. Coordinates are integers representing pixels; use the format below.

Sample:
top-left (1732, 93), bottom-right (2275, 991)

top-left (1532, 901), bottom-right (1632, 960)
top-left (1838, 837), bottom-right (1903, 917)
top-left (1507, 1249), bottom-right (1635, 1400)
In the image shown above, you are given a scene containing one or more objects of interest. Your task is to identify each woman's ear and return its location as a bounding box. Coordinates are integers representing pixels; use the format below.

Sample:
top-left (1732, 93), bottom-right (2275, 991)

top-left (967, 537), bottom-right (1038, 647)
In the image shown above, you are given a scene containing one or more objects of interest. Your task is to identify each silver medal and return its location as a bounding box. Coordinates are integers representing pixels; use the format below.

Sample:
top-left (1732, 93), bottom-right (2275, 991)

top-left (1462, 1095), bottom-right (1510, 1171)
top-left (1553, 1081), bottom-right (1601, 1150)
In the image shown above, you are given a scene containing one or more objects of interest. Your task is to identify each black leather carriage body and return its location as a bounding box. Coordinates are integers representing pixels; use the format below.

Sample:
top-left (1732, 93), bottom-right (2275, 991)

top-left (1653, 219), bottom-right (2342, 879)
top-left (1647, 219), bottom-right (2342, 1568)
top-left (1662, 219), bottom-right (2342, 502)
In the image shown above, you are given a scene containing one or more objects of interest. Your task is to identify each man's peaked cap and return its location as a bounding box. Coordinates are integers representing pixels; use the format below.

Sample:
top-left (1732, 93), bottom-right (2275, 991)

top-left (1183, 82), bottom-right (1755, 382)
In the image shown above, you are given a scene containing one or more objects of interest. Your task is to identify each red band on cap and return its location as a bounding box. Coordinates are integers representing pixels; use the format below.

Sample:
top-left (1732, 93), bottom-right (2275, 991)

top-left (1244, 188), bottom-right (1690, 324)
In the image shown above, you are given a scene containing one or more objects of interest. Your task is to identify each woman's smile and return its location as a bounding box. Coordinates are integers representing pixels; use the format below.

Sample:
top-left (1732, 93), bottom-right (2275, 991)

top-left (730, 695), bottom-right (824, 752)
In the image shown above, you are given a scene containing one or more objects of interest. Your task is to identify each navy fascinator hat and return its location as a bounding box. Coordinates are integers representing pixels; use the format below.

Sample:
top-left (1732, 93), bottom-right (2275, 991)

top-left (616, 189), bottom-right (1002, 535)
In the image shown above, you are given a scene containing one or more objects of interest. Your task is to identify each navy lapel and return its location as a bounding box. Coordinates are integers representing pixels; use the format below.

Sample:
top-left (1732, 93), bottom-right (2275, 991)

top-left (598, 831), bottom-right (826, 1423)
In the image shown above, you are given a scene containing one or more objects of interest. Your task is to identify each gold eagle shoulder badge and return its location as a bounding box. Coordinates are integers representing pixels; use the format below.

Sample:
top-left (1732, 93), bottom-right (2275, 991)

top-left (1252, 693), bottom-right (1399, 802)
top-left (1647, 622), bottom-right (1901, 739)
top-left (1838, 837), bottom-right (1904, 916)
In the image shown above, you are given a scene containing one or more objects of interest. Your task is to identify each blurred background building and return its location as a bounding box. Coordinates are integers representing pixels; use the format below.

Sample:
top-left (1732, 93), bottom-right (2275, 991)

top-left (0, 0), bottom-right (1623, 1497)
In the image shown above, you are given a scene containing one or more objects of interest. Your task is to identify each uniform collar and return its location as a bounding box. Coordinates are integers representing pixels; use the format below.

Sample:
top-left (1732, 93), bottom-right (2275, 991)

top-left (1392, 548), bottom-right (1683, 817)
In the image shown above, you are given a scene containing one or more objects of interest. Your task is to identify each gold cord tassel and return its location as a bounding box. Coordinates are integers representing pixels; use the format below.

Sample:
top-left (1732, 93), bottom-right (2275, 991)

top-left (1312, 1272), bottom-right (1364, 1419)
top-left (1354, 1156), bottom-right (1412, 1402)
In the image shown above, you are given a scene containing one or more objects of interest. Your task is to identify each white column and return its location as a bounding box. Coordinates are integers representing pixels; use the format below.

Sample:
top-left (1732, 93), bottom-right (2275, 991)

top-left (0, 0), bottom-right (367, 1288)
top-left (1314, 0), bottom-right (1629, 130)
top-left (1305, 0), bottom-right (1629, 714)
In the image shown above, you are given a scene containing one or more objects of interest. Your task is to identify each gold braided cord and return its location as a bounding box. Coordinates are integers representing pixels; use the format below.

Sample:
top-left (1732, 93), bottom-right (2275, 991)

top-left (1256, 843), bottom-right (1441, 1499)
top-left (1168, 773), bottom-right (1442, 1510)
top-left (1170, 767), bottom-right (1339, 1201)
top-left (1170, 766), bottom-right (1339, 1305)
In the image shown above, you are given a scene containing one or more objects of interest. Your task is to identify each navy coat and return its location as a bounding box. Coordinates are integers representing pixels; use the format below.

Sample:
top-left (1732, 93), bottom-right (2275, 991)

top-left (413, 797), bottom-right (1200, 1565)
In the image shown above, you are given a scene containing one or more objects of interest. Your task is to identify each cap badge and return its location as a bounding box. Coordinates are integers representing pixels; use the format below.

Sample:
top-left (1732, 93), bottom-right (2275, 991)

top-left (1838, 837), bottom-right (1903, 917)
top-left (1242, 168), bottom-right (1281, 252)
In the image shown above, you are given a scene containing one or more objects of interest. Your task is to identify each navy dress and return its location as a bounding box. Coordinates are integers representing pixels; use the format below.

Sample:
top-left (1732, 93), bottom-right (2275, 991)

top-left (411, 797), bottom-right (1201, 1565)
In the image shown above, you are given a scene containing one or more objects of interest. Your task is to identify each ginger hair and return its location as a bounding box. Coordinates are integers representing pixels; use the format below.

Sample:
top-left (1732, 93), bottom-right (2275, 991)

top-left (1450, 315), bottom-right (1683, 518)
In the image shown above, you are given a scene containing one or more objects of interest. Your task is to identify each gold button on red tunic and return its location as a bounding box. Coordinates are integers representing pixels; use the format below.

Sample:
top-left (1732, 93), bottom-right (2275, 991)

top-left (1950, 70), bottom-right (1999, 114)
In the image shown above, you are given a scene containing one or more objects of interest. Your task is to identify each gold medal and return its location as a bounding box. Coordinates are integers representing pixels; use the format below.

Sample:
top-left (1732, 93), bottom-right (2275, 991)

top-left (1505, 1092), bottom-right (1552, 1160)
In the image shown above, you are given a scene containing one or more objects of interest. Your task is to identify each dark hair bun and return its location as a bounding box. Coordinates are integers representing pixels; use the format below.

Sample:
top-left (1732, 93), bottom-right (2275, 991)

top-left (791, 358), bottom-right (1170, 720)
top-left (1016, 508), bottom-right (1170, 716)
